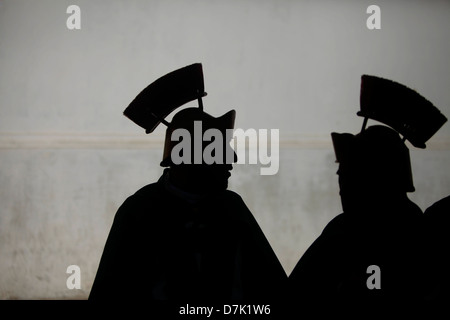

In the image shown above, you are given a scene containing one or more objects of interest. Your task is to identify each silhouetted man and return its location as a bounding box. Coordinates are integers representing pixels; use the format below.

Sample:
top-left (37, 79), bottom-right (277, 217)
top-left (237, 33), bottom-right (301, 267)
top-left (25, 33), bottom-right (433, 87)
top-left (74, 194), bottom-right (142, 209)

top-left (289, 125), bottom-right (423, 305)
top-left (288, 75), bottom-right (447, 308)
top-left (89, 64), bottom-right (286, 302)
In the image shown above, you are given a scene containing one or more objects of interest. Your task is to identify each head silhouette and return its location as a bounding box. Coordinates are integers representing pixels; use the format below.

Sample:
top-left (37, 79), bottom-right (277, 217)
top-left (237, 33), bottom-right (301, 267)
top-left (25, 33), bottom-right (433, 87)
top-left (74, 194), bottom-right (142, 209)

top-left (161, 107), bottom-right (237, 194)
top-left (332, 125), bottom-right (414, 212)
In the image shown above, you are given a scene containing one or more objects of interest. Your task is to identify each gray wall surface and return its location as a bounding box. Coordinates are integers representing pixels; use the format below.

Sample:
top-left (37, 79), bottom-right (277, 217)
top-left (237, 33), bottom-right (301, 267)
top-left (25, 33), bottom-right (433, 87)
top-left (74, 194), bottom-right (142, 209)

top-left (0, 0), bottom-right (449, 299)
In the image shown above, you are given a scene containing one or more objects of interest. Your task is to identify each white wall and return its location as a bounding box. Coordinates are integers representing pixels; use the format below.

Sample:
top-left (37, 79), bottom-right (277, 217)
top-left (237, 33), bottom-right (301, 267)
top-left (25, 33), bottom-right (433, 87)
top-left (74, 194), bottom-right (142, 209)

top-left (0, 0), bottom-right (449, 299)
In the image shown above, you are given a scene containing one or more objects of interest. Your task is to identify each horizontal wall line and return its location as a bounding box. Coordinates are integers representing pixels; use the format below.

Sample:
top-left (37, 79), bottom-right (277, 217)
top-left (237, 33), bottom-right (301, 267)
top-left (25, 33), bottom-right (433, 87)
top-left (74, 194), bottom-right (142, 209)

top-left (0, 133), bottom-right (164, 149)
top-left (0, 133), bottom-right (449, 150)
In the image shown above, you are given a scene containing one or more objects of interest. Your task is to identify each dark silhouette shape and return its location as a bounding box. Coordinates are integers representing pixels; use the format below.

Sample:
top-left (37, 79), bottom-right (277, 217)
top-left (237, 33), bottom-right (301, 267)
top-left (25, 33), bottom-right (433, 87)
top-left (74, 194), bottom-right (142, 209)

top-left (288, 75), bottom-right (446, 309)
top-left (358, 75), bottom-right (447, 149)
top-left (422, 195), bottom-right (450, 301)
top-left (89, 64), bottom-right (286, 302)
top-left (288, 125), bottom-right (423, 306)
top-left (123, 63), bottom-right (208, 134)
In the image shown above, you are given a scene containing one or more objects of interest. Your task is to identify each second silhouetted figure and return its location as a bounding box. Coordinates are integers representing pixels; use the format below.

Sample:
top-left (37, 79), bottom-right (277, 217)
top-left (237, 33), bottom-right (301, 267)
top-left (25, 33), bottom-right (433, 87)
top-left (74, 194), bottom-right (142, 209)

top-left (289, 74), bottom-right (447, 307)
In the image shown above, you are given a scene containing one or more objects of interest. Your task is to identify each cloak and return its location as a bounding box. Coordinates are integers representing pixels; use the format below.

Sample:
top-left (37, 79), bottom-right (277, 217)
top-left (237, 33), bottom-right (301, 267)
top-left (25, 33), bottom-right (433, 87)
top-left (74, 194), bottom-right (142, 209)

top-left (288, 195), bottom-right (423, 306)
top-left (89, 169), bottom-right (286, 302)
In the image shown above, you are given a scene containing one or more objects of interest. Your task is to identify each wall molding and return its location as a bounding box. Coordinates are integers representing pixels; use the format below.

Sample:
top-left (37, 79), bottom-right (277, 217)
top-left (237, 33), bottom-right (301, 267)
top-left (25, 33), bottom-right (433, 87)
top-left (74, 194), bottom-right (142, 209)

top-left (0, 132), bottom-right (449, 150)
